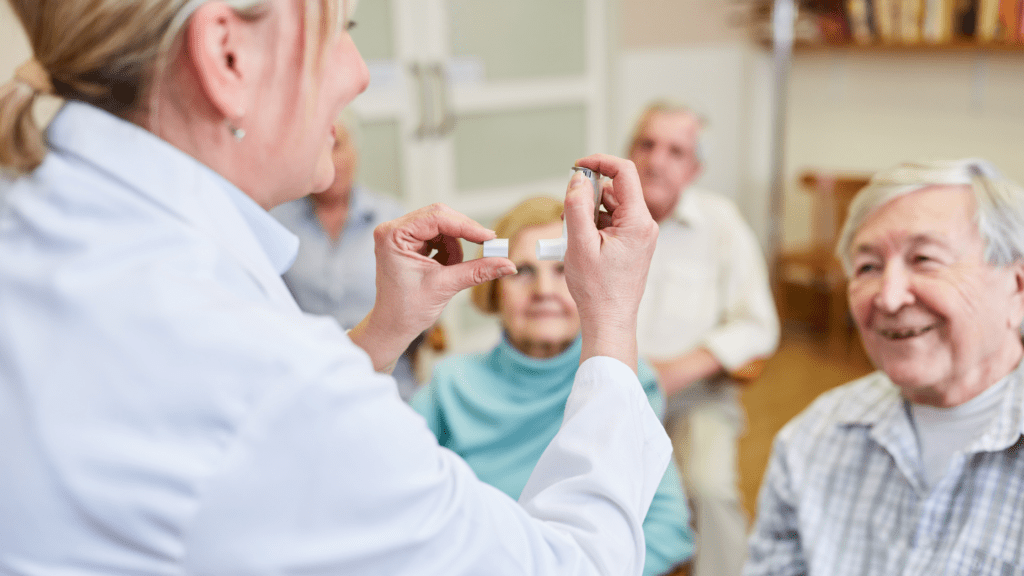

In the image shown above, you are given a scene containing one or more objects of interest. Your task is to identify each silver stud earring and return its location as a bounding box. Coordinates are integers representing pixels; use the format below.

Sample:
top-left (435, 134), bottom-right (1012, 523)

top-left (227, 122), bottom-right (246, 142)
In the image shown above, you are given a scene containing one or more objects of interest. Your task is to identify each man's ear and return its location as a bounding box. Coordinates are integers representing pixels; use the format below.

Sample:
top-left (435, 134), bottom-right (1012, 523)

top-left (1006, 262), bottom-right (1024, 332)
top-left (185, 2), bottom-right (252, 121)
top-left (693, 160), bottom-right (705, 180)
top-left (684, 159), bottom-right (704, 190)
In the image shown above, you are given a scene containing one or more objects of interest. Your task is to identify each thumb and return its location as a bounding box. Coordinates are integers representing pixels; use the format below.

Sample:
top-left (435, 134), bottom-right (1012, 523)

top-left (564, 170), bottom-right (598, 256)
top-left (434, 257), bottom-right (516, 296)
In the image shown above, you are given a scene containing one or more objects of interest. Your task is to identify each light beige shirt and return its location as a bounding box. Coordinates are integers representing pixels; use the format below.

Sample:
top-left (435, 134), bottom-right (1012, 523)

top-left (637, 189), bottom-right (780, 417)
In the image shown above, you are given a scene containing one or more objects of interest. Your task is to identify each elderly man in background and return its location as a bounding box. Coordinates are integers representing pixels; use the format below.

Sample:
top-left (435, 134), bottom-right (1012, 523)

top-left (628, 101), bottom-right (780, 576)
top-left (745, 159), bottom-right (1024, 575)
top-left (271, 116), bottom-right (426, 399)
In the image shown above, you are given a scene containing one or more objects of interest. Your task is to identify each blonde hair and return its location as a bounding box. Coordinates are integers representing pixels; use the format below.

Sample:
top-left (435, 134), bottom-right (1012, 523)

top-left (0, 0), bottom-right (345, 173)
top-left (626, 100), bottom-right (706, 163)
top-left (470, 196), bottom-right (564, 314)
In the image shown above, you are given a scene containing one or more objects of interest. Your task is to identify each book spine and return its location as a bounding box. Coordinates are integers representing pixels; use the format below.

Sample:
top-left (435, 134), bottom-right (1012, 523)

top-left (848, 0), bottom-right (874, 42)
top-left (978, 0), bottom-right (1001, 40)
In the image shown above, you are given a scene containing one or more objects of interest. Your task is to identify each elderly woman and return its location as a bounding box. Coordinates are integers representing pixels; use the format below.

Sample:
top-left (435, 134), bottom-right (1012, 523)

top-left (745, 159), bottom-right (1024, 576)
top-left (413, 197), bottom-right (695, 576)
top-left (0, 1), bottom-right (672, 574)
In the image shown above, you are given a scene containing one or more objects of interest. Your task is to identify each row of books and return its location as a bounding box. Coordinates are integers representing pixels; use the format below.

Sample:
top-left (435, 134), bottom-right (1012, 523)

top-left (844, 0), bottom-right (1024, 44)
top-left (746, 0), bottom-right (1024, 46)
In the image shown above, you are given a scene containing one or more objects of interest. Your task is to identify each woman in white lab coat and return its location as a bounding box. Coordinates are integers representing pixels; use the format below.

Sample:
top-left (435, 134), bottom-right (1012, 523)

top-left (0, 0), bottom-right (668, 574)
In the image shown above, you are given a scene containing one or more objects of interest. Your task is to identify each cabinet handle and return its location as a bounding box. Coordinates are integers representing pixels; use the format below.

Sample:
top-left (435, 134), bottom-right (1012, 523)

top-left (429, 62), bottom-right (456, 137)
top-left (409, 62), bottom-right (435, 140)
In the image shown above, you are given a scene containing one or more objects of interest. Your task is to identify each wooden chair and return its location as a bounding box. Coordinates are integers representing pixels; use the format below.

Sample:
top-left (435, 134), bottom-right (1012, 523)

top-left (774, 170), bottom-right (871, 351)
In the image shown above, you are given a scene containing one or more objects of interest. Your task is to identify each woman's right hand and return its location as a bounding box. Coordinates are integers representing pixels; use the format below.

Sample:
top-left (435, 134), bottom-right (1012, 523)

top-left (563, 154), bottom-right (659, 373)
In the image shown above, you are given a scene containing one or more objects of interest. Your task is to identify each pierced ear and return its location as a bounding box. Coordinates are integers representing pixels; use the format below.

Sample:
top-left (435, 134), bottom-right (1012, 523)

top-left (186, 3), bottom-right (250, 122)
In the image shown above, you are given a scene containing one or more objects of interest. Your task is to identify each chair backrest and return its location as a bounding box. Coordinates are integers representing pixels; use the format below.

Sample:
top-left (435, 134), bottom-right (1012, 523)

top-left (798, 171), bottom-right (871, 255)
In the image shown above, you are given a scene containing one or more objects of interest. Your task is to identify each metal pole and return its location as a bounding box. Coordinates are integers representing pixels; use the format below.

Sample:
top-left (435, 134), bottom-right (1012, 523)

top-left (768, 0), bottom-right (795, 280)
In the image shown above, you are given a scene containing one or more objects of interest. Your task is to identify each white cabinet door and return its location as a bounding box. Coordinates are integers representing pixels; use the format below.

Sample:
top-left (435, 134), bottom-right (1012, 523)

top-left (348, 0), bottom-right (608, 354)
top-left (346, 0), bottom-right (427, 204)
top-left (432, 0), bottom-right (608, 223)
top-left (350, 0), bottom-right (607, 222)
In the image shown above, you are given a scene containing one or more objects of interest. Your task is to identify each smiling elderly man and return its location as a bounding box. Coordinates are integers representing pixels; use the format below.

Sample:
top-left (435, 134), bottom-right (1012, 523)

top-left (745, 159), bottom-right (1024, 576)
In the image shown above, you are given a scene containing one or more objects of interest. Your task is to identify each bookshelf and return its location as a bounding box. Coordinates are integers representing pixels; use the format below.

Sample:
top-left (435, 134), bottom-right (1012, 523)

top-left (786, 38), bottom-right (1024, 50)
top-left (749, 0), bottom-right (1024, 290)
top-left (745, 0), bottom-right (1024, 51)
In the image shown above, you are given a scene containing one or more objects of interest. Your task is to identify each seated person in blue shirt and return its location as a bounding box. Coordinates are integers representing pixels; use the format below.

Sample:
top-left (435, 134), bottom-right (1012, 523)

top-left (271, 116), bottom-right (430, 399)
top-left (412, 196), bottom-right (695, 576)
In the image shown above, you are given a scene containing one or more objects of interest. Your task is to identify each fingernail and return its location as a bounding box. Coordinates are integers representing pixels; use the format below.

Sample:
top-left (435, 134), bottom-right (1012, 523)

top-left (569, 171), bottom-right (584, 188)
top-left (500, 264), bottom-right (517, 276)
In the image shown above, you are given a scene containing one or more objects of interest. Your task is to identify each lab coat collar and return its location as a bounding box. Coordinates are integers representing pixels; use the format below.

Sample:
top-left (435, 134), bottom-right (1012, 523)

top-left (46, 102), bottom-right (299, 279)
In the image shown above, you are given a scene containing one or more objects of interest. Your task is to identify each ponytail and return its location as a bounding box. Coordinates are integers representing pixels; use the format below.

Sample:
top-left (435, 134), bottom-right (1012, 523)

top-left (1, 0), bottom-right (335, 177)
top-left (0, 62), bottom-right (51, 173)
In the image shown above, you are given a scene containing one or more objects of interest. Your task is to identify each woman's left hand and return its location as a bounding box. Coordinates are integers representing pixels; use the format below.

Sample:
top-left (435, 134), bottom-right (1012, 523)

top-left (349, 203), bottom-right (516, 372)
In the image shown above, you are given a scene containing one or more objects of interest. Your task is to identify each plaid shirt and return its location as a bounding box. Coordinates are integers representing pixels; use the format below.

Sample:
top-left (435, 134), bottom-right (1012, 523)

top-left (745, 362), bottom-right (1024, 576)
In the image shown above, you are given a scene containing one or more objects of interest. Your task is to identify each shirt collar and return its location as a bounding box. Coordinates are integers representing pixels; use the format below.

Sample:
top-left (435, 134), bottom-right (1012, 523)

top-left (47, 102), bottom-right (299, 276)
top-left (299, 184), bottom-right (378, 236)
top-left (835, 372), bottom-right (903, 426)
top-left (974, 359), bottom-right (1024, 451)
top-left (220, 185), bottom-right (299, 275)
top-left (669, 188), bottom-right (701, 226)
top-left (837, 359), bottom-right (1024, 452)
top-left (346, 185), bottom-right (381, 227)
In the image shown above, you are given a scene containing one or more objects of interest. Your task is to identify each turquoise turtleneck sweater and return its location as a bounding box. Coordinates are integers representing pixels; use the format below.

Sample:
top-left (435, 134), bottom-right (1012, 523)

top-left (412, 335), bottom-right (695, 576)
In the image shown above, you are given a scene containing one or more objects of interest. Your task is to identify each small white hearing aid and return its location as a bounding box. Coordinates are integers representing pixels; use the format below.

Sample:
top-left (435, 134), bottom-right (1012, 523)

top-left (482, 166), bottom-right (602, 261)
top-left (481, 238), bottom-right (509, 258)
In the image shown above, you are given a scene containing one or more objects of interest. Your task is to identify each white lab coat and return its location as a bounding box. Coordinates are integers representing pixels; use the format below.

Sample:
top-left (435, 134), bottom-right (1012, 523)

top-left (0, 102), bottom-right (671, 575)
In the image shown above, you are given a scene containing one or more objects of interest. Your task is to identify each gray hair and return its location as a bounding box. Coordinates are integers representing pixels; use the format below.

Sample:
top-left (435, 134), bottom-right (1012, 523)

top-left (836, 159), bottom-right (1024, 274)
top-left (836, 159), bottom-right (1024, 338)
top-left (627, 100), bottom-right (706, 165)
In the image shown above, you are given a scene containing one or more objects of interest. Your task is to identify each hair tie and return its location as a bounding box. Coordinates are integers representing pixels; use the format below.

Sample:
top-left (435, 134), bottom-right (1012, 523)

top-left (14, 59), bottom-right (54, 95)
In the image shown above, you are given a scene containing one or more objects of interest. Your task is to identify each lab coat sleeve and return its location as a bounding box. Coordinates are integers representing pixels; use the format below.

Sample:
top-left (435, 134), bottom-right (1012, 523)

top-left (519, 357), bottom-right (675, 575)
top-left (181, 344), bottom-right (672, 576)
top-left (409, 371), bottom-right (449, 446)
top-left (638, 358), bottom-right (695, 574)
top-left (642, 463), bottom-right (695, 576)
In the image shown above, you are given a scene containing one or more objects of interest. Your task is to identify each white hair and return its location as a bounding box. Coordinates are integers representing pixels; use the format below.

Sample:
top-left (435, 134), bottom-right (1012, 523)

top-left (628, 100), bottom-right (706, 164)
top-left (836, 159), bottom-right (1024, 335)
